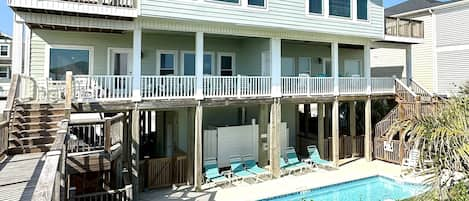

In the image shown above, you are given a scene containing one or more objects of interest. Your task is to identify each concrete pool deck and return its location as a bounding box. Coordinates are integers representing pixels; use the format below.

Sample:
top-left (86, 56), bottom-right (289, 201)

top-left (140, 159), bottom-right (424, 201)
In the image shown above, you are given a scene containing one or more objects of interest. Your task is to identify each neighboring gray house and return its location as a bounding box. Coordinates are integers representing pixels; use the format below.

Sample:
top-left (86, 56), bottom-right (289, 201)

top-left (371, 0), bottom-right (469, 96)
top-left (0, 33), bottom-right (12, 98)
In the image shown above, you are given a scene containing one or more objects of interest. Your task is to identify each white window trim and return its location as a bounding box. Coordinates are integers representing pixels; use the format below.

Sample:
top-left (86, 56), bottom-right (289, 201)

top-left (217, 52), bottom-right (236, 76)
top-left (180, 51), bottom-right (215, 75)
top-left (356, 0), bottom-right (370, 22)
top-left (203, 0), bottom-right (268, 10)
top-left (107, 47), bottom-right (133, 75)
top-left (45, 44), bottom-right (94, 79)
top-left (0, 65), bottom-right (10, 79)
top-left (245, 0), bottom-right (268, 9)
top-left (305, 0), bottom-right (325, 16)
top-left (304, 0), bottom-right (370, 24)
top-left (0, 44), bottom-right (10, 57)
top-left (156, 50), bottom-right (178, 76)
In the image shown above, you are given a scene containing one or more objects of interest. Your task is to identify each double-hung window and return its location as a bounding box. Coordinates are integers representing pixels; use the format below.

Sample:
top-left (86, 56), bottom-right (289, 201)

top-left (309, 0), bottom-right (322, 14)
top-left (49, 47), bottom-right (91, 80)
top-left (0, 66), bottom-right (10, 79)
top-left (157, 50), bottom-right (178, 75)
top-left (329, 0), bottom-right (351, 18)
top-left (357, 0), bottom-right (368, 20)
top-left (248, 0), bottom-right (265, 7)
top-left (0, 45), bottom-right (8, 57)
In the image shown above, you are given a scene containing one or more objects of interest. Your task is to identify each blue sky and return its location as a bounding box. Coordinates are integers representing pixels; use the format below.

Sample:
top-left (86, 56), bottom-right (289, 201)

top-left (0, 0), bottom-right (446, 36)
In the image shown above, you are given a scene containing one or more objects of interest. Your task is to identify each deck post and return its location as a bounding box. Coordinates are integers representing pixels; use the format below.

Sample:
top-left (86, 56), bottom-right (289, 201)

top-left (317, 103), bottom-right (325, 158)
top-left (187, 107), bottom-right (195, 185)
top-left (332, 98), bottom-right (340, 166)
top-left (270, 99), bottom-right (281, 178)
top-left (365, 96), bottom-right (372, 161)
top-left (398, 102), bottom-right (406, 164)
top-left (132, 25), bottom-right (142, 102)
top-left (258, 104), bottom-right (269, 166)
top-left (65, 71), bottom-right (73, 119)
top-left (194, 103), bottom-right (203, 191)
top-left (195, 32), bottom-right (204, 100)
top-left (270, 38), bottom-right (282, 98)
top-left (364, 45), bottom-right (371, 95)
top-left (131, 108), bottom-right (140, 199)
top-left (405, 45), bottom-right (412, 86)
top-left (349, 101), bottom-right (357, 157)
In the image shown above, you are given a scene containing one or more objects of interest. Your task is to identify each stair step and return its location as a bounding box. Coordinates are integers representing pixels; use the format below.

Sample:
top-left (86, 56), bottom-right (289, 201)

top-left (10, 128), bottom-right (59, 138)
top-left (16, 103), bottom-right (64, 110)
top-left (14, 109), bottom-right (65, 116)
top-left (12, 115), bottom-right (64, 123)
top-left (9, 136), bottom-right (56, 147)
top-left (8, 144), bottom-right (54, 154)
top-left (11, 121), bottom-right (61, 130)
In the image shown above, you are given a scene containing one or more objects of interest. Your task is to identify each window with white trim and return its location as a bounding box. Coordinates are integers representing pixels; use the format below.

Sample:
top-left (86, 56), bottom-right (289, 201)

top-left (357, 0), bottom-right (368, 20)
top-left (248, 0), bottom-right (265, 7)
top-left (181, 51), bottom-right (214, 75)
top-left (213, 0), bottom-right (239, 4)
top-left (50, 47), bottom-right (90, 80)
top-left (218, 53), bottom-right (235, 76)
top-left (0, 66), bottom-right (10, 79)
top-left (0, 45), bottom-right (8, 57)
top-left (157, 50), bottom-right (178, 75)
top-left (308, 0), bottom-right (322, 14)
top-left (329, 0), bottom-right (351, 18)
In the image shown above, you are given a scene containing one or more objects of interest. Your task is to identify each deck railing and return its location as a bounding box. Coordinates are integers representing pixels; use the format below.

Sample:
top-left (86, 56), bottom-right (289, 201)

top-left (385, 17), bottom-right (424, 38)
top-left (57, 0), bottom-right (135, 8)
top-left (371, 77), bottom-right (395, 94)
top-left (203, 76), bottom-right (238, 98)
top-left (339, 77), bottom-right (367, 95)
top-left (141, 76), bottom-right (196, 99)
top-left (0, 120), bottom-right (8, 161)
top-left (281, 77), bottom-right (334, 96)
top-left (70, 185), bottom-right (133, 201)
top-left (239, 76), bottom-right (271, 97)
top-left (73, 75), bottom-right (133, 101)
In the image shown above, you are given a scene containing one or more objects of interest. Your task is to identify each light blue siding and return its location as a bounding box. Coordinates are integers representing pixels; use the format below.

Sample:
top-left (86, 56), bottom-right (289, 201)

top-left (140, 0), bottom-right (384, 39)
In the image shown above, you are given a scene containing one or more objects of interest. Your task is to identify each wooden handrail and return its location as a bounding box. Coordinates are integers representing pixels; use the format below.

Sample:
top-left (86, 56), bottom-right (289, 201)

top-left (3, 74), bottom-right (19, 120)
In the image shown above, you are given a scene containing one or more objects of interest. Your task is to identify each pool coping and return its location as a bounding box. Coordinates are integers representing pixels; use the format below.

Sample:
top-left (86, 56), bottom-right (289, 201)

top-left (257, 174), bottom-right (426, 201)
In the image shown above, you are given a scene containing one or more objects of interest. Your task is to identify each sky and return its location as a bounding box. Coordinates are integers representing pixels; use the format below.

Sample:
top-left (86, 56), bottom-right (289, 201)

top-left (0, 0), bottom-right (449, 36)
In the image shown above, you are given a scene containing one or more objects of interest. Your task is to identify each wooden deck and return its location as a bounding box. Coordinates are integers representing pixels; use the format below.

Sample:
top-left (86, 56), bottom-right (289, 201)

top-left (0, 152), bottom-right (46, 201)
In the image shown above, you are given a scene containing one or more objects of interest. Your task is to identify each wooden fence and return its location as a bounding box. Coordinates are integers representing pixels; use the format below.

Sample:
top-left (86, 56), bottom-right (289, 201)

top-left (140, 154), bottom-right (188, 189)
top-left (324, 135), bottom-right (365, 160)
top-left (373, 138), bottom-right (410, 164)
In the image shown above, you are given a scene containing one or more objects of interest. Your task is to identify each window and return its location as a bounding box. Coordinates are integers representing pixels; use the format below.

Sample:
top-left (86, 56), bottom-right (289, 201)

top-left (181, 52), bottom-right (214, 75)
top-left (157, 50), bottom-right (178, 75)
top-left (309, 0), bottom-right (322, 14)
top-left (218, 53), bottom-right (235, 76)
top-left (357, 0), bottom-right (367, 20)
top-left (329, 0), bottom-right (350, 18)
top-left (213, 0), bottom-right (239, 4)
top-left (248, 0), bottom-right (265, 7)
top-left (50, 48), bottom-right (90, 80)
top-left (0, 66), bottom-right (10, 79)
top-left (0, 45), bottom-right (8, 57)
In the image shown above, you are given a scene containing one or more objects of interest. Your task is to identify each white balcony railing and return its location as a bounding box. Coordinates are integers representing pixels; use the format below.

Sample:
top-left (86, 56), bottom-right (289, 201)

top-left (339, 77), bottom-right (367, 95)
top-left (70, 75), bottom-right (396, 102)
top-left (73, 75), bottom-right (133, 101)
top-left (371, 78), bottom-right (395, 94)
top-left (141, 76), bottom-right (196, 99)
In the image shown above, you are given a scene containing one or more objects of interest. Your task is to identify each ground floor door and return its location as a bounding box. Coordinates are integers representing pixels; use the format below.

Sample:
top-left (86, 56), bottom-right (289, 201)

top-left (109, 48), bottom-right (133, 76)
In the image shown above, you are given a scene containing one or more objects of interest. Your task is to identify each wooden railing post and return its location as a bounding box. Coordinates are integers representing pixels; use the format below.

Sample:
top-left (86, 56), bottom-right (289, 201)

top-left (65, 71), bottom-right (73, 119)
top-left (104, 117), bottom-right (112, 153)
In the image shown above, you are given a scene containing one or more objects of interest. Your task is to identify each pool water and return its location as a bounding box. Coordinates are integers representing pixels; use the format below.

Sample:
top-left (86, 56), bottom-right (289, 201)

top-left (261, 176), bottom-right (427, 201)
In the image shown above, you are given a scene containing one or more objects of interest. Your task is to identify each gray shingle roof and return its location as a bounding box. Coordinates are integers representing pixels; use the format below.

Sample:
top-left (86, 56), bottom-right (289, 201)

top-left (385, 0), bottom-right (460, 16)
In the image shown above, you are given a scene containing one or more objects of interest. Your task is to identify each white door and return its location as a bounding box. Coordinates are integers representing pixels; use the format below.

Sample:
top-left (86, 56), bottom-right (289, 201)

top-left (110, 48), bottom-right (132, 75)
top-left (344, 59), bottom-right (361, 77)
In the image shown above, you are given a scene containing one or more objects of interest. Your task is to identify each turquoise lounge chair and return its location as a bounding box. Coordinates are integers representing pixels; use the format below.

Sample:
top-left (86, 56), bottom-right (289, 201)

top-left (279, 156), bottom-right (302, 175)
top-left (285, 147), bottom-right (310, 172)
top-left (242, 155), bottom-right (271, 179)
top-left (229, 156), bottom-right (257, 182)
top-left (203, 159), bottom-right (230, 185)
top-left (306, 145), bottom-right (334, 168)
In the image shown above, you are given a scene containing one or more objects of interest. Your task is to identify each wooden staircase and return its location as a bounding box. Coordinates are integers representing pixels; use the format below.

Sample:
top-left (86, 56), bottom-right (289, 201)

top-left (8, 102), bottom-right (66, 154)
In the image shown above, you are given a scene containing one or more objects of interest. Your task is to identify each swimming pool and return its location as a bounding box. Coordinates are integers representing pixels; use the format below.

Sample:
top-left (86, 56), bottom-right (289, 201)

top-left (260, 176), bottom-right (427, 201)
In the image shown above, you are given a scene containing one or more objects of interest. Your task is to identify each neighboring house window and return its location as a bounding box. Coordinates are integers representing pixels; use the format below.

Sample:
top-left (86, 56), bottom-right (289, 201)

top-left (218, 53), bottom-right (235, 76)
top-left (50, 48), bottom-right (90, 80)
top-left (181, 52), bottom-right (214, 75)
top-left (157, 50), bottom-right (178, 75)
top-left (0, 66), bottom-right (10, 79)
top-left (0, 45), bottom-right (8, 57)
top-left (248, 0), bottom-right (265, 7)
top-left (309, 0), bottom-right (322, 14)
top-left (329, 0), bottom-right (350, 18)
top-left (357, 0), bottom-right (367, 20)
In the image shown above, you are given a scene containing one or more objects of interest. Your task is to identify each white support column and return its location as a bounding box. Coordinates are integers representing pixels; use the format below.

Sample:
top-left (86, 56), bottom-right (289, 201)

top-left (194, 103), bottom-right (203, 191)
top-left (195, 32), bottom-right (204, 100)
top-left (331, 42), bottom-right (339, 95)
top-left (405, 45), bottom-right (412, 85)
top-left (364, 44), bottom-right (371, 94)
top-left (332, 98), bottom-right (340, 166)
top-left (132, 26), bottom-right (142, 102)
top-left (23, 26), bottom-right (31, 76)
top-left (270, 38), bottom-right (282, 98)
top-left (12, 14), bottom-right (24, 75)
top-left (352, 0), bottom-right (357, 21)
top-left (365, 96), bottom-right (372, 161)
